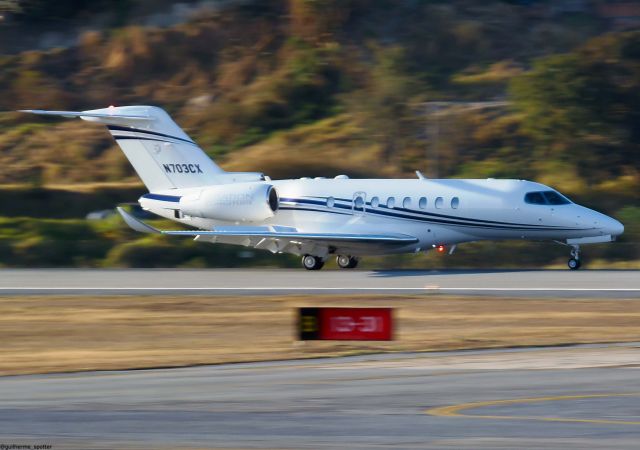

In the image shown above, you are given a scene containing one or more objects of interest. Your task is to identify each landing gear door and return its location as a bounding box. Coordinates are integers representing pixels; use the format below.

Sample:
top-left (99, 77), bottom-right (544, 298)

top-left (352, 191), bottom-right (366, 216)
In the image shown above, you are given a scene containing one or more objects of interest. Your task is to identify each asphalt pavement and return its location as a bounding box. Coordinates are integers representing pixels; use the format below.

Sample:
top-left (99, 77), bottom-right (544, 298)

top-left (0, 269), bottom-right (638, 297)
top-left (0, 344), bottom-right (639, 449)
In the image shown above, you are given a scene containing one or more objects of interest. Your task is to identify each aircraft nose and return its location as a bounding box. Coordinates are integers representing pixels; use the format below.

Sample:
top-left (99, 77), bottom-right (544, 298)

top-left (578, 207), bottom-right (624, 237)
top-left (605, 217), bottom-right (624, 237)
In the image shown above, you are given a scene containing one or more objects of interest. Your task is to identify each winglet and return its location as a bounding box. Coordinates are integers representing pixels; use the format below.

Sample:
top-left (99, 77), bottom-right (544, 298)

top-left (117, 207), bottom-right (160, 234)
top-left (416, 170), bottom-right (427, 180)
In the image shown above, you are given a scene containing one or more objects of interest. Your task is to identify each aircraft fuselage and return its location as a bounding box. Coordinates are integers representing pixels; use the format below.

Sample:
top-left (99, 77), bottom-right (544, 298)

top-left (140, 177), bottom-right (623, 256)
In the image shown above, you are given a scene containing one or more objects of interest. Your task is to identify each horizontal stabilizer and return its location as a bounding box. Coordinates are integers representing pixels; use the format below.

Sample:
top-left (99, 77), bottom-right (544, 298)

top-left (117, 207), bottom-right (160, 234)
top-left (19, 109), bottom-right (151, 120)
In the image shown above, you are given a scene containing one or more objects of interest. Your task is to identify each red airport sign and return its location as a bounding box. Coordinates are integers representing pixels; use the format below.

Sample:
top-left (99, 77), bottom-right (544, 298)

top-left (298, 307), bottom-right (393, 341)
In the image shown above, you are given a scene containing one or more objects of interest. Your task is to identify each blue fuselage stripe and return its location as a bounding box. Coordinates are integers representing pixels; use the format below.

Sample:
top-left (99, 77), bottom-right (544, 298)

top-left (141, 193), bottom-right (181, 202)
top-left (280, 198), bottom-right (584, 231)
top-left (327, 196), bottom-right (560, 228)
top-left (279, 206), bottom-right (351, 216)
top-left (113, 135), bottom-right (179, 144)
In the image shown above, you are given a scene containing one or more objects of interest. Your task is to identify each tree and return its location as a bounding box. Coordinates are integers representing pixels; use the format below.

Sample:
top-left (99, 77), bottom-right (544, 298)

top-left (347, 46), bottom-right (423, 165)
top-left (510, 32), bottom-right (640, 181)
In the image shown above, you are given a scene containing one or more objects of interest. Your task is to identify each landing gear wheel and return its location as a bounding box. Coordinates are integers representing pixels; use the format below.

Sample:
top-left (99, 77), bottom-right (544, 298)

top-left (337, 255), bottom-right (359, 269)
top-left (302, 255), bottom-right (324, 270)
top-left (568, 258), bottom-right (581, 270)
top-left (567, 244), bottom-right (582, 270)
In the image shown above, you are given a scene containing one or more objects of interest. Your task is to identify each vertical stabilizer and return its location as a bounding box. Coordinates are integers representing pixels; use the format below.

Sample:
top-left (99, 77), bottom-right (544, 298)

top-left (92, 106), bottom-right (224, 191)
top-left (21, 106), bottom-right (226, 191)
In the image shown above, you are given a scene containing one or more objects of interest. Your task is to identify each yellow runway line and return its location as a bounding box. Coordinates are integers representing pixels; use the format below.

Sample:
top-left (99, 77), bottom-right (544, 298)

top-left (426, 393), bottom-right (640, 426)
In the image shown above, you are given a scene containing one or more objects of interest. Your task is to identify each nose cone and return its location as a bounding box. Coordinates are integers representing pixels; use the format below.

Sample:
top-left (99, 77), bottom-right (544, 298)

top-left (605, 217), bottom-right (624, 237)
top-left (572, 206), bottom-right (624, 239)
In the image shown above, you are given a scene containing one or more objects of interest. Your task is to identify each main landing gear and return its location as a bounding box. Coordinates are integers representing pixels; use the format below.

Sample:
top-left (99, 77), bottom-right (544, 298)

top-left (336, 255), bottom-right (359, 269)
top-left (301, 254), bottom-right (359, 270)
top-left (301, 254), bottom-right (325, 270)
top-left (567, 244), bottom-right (582, 270)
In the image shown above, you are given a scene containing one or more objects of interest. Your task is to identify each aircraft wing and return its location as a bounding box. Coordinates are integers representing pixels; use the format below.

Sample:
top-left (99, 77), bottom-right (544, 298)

top-left (166, 229), bottom-right (418, 244)
top-left (117, 207), bottom-right (418, 254)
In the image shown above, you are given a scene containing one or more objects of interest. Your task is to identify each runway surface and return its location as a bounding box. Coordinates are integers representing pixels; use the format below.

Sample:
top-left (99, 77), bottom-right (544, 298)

top-left (0, 268), bottom-right (638, 297)
top-left (1, 343), bottom-right (639, 449)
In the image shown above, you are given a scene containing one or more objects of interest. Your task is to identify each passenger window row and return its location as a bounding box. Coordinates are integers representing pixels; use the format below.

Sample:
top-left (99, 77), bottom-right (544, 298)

top-left (328, 196), bottom-right (460, 209)
top-left (379, 196), bottom-right (459, 210)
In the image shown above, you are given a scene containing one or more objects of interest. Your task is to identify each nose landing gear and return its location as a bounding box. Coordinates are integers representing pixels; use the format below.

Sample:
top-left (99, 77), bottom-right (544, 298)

top-left (568, 245), bottom-right (581, 270)
top-left (336, 255), bottom-right (359, 269)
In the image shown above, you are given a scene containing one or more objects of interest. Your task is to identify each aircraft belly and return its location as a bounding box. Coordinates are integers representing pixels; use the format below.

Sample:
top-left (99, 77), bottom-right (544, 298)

top-left (264, 209), bottom-right (419, 255)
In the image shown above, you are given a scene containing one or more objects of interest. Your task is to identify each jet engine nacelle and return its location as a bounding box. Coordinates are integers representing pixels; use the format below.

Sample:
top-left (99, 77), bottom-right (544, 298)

top-left (179, 182), bottom-right (278, 222)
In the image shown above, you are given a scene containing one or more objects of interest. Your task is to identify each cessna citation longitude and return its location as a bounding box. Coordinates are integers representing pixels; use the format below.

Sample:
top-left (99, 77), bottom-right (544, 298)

top-left (21, 106), bottom-right (624, 270)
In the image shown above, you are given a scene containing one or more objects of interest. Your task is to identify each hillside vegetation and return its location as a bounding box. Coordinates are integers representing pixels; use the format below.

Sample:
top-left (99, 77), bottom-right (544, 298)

top-left (0, 0), bottom-right (638, 267)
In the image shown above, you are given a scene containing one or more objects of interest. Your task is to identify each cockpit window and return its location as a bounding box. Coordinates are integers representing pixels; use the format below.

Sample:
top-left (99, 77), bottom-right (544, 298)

top-left (524, 192), bottom-right (546, 205)
top-left (525, 191), bottom-right (571, 205)
top-left (542, 191), bottom-right (571, 205)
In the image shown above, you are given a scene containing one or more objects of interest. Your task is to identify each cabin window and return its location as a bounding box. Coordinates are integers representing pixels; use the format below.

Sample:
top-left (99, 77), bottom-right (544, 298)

top-left (371, 196), bottom-right (379, 208)
top-left (435, 197), bottom-right (444, 209)
top-left (327, 197), bottom-right (335, 208)
top-left (419, 197), bottom-right (427, 209)
top-left (354, 196), bottom-right (365, 209)
top-left (403, 197), bottom-right (411, 209)
top-left (451, 197), bottom-right (459, 209)
top-left (387, 197), bottom-right (395, 209)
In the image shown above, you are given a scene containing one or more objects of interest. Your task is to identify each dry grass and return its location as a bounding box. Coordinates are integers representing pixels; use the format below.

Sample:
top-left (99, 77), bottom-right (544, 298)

top-left (0, 180), bottom-right (143, 193)
top-left (1, 295), bottom-right (639, 376)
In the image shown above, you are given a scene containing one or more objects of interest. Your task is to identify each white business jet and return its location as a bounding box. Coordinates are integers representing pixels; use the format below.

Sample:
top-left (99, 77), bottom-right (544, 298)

top-left (21, 106), bottom-right (624, 270)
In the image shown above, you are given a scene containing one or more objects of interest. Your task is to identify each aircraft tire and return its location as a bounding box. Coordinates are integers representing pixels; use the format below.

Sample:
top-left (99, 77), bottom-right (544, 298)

top-left (302, 255), bottom-right (324, 270)
top-left (336, 255), bottom-right (350, 268)
top-left (567, 258), bottom-right (581, 270)
top-left (337, 255), bottom-right (359, 269)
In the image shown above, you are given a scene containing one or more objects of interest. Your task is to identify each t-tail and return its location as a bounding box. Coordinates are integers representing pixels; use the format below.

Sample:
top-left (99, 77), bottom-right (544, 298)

top-left (19, 106), bottom-right (265, 190)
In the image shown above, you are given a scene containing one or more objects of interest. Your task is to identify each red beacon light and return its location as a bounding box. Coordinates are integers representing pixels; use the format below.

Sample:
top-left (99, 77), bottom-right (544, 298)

top-left (436, 245), bottom-right (445, 253)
